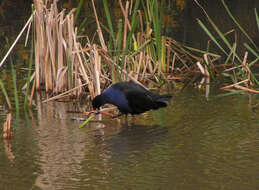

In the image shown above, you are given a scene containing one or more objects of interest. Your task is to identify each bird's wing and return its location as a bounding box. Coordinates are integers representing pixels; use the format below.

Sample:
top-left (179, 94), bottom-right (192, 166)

top-left (125, 91), bottom-right (154, 114)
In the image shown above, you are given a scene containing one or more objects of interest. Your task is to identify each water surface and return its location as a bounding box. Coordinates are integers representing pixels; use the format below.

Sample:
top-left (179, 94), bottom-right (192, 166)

top-left (1, 1), bottom-right (259, 189)
top-left (1, 90), bottom-right (259, 190)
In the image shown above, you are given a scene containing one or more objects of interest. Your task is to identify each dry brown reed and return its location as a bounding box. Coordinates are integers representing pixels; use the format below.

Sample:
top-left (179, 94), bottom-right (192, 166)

top-left (3, 113), bottom-right (12, 140)
top-left (31, 0), bottom-right (255, 104)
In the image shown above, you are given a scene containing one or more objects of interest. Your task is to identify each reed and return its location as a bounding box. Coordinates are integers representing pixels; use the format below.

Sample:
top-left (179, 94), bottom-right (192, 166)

top-left (194, 0), bottom-right (259, 96)
top-left (4, 38), bottom-right (19, 113)
top-left (3, 113), bottom-right (13, 140)
top-left (24, 36), bottom-right (34, 108)
top-left (10, 53), bottom-right (19, 113)
top-left (24, 0), bottom-right (259, 104)
top-left (221, 0), bottom-right (258, 51)
top-left (0, 79), bottom-right (12, 110)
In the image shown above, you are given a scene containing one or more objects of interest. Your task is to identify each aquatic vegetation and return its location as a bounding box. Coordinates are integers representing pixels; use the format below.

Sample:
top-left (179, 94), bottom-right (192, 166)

top-left (194, 0), bottom-right (259, 97)
top-left (0, 0), bottom-right (259, 111)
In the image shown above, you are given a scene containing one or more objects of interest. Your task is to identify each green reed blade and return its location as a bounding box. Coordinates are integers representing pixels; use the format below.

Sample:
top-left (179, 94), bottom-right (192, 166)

top-left (74, 0), bottom-right (84, 26)
top-left (78, 18), bottom-right (87, 34)
top-left (122, 0), bottom-right (140, 65)
top-left (103, 0), bottom-right (115, 47)
top-left (198, 16), bottom-right (242, 63)
top-left (6, 38), bottom-right (19, 112)
top-left (127, 0), bottom-right (140, 48)
top-left (197, 19), bottom-right (227, 55)
top-left (66, 49), bottom-right (73, 89)
top-left (255, 8), bottom-right (259, 31)
top-left (153, 0), bottom-right (162, 62)
top-left (116, 19), bottom-right (123, 53)
top-left (24, 25), bottom-right (34, 108)
top-left (223, 43), bottom-right (236, 70)
top-left (0, 79), bottom-right (12, 110)
top-left (10, 57), bottom-right (19, 112)
top-left (222, 0), bottom-right (258, 51)
top-left (130, 39), bottom-right (151, 57)
top-left (183, 45), bottom-right (220, 57)
top-left (161, 36), bottom-right (166, 72)
top-left (244, 43), bottom-right (259, 59)
top-left (215, 90), bottom-right (245, 98)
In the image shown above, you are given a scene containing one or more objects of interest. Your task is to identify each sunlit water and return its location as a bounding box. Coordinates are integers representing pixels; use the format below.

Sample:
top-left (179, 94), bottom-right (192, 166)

top-left (1, 90), bottom-right (259, 190)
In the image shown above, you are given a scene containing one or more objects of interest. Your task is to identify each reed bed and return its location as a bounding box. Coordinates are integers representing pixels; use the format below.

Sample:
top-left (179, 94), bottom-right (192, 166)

top-left (1, 0), bottom-right (259, 110)
top-left (29, 0), bottom-right (259, 102)
top-left (194, 0), bottom-right (259, 97)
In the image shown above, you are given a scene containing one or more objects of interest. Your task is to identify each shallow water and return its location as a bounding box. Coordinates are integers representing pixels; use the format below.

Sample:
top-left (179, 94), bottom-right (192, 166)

top-left (1, 90), bottom-right (259, 190)
top-left (1, 1), bottom-right (259, 189)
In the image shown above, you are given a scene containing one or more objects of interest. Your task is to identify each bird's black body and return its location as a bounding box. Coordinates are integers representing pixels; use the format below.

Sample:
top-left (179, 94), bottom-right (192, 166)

top-left (92, 81), bottom-right (172, 116)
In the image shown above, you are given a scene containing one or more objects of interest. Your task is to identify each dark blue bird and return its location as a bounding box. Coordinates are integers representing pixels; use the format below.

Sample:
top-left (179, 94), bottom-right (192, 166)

top-left (92, 81), bottom-right (172, 117)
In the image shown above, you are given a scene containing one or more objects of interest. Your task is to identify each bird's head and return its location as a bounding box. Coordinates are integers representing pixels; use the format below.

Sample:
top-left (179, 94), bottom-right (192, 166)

top-left (92, 95), bottom-right (104, 110)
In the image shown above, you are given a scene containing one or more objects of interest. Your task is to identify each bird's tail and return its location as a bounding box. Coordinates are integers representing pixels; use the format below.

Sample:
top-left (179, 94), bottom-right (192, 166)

top-left (152, 94), bottom-right (172, 109)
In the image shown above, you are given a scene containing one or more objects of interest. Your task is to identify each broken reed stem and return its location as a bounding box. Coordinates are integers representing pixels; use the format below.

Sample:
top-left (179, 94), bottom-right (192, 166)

top-left (3, 113), bottom-right (13, 140)
top-left (42, 83), bottom-right (88, 103)
top-left (220, 79), bottom-right (249, 89)
top-left (234, 85), bottom-right (259, 93)
top-left (91, 0), bottom-right (107, 51)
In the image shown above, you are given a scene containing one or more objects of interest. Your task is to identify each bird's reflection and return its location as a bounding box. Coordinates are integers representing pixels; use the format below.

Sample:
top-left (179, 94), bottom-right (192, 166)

top-left (92, 122), bottom-right (169, 158)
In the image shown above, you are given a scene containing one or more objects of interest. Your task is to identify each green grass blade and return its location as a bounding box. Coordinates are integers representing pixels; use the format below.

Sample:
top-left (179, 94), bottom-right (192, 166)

top-left (0, 79), bottom-right (12, 110)
top-left (5, 38), bottom-right (19, 113)
top-left (122, 0), bottom-right (140, 64)
top-left (10, 57), bottom-right (19, 112)
top-left (215, 90), bottom-right (245, 98)
top-left (116, 19), bottom-right (123, 53)
top-left (161, 36), bottom-right (166, 72)
top-left (74, 0), bottom-right (84, 26)
top-left (129, 39), bottom-right (151, 57)
top-left (221, 0), bottom-right (258, 51)
top-left (223, 43), bottom-right (236, 70)
top-left (244, 43), bottom-right (259, 59)
top-left (24, 50), bottom-right (33, 107)
top-left (103, 0), bottom-right (115, 48)
top-left (6, 38), bottom-right (19, 112)
top-left (197, 19), bottom-right (227, 55)
top-left (65, 49), bottom-right (73, 89)
top-left (198, 15), bottom-right (242, 63)
top-left (78, 18), bottom-right (88, 34)
top-left (255, 8), bottom-right (259, 31)
top-left (153, 0), bottom-right (162, 61)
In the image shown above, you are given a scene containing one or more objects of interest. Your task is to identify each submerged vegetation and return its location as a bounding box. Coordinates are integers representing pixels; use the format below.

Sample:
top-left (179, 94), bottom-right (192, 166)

top-left (0, 0), bottom-right (259, 112)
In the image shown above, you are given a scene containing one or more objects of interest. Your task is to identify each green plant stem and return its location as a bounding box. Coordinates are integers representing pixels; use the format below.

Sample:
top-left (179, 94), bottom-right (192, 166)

top-left (0, 79), bottom-right (12, 110)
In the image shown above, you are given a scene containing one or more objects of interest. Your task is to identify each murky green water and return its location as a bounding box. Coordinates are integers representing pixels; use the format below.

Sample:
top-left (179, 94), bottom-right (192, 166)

top-left (1, 1), bottom-right (259, 189)
top-left (1, 90), bottom-right (259, 190)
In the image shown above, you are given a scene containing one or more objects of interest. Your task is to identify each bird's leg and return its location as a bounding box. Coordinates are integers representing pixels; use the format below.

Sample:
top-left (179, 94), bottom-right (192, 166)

top-left (131, 115), bottom-right (136, 125)
top-left (125, 114), bottom-right (128, 126)
top-left (86, 110), bottom-right (114, 117)
top-left (98, 110), bottom-right (115, 117)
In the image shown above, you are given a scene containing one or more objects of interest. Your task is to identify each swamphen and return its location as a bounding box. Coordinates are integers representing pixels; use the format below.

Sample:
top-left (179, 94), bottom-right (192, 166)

top-left (92, 81), bottom-right (172, 118)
